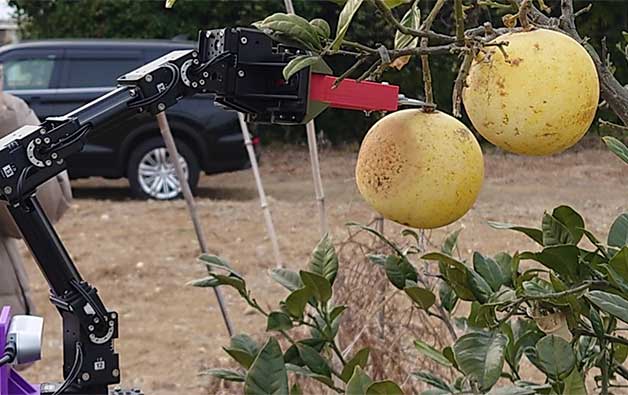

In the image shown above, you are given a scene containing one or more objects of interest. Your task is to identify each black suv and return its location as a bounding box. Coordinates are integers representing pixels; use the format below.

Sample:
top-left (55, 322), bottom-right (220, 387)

top-left (0, 40), bottom-right (256, 199)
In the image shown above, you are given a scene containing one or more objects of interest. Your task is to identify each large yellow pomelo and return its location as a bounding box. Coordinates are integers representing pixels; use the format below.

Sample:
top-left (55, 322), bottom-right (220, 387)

top-left (463, 28), bottom-right (599, 156)
top-left (355, 109), bottom-right (484, 229)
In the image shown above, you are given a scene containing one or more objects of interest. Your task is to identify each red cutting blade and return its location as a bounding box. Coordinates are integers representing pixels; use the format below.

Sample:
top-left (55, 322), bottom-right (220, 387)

top-left (309, 74), bottom-right (399, 112)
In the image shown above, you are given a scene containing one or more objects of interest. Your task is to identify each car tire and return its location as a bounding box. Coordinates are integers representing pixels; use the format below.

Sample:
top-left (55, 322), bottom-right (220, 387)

top-left (127, 137), bottom-right (200, 200)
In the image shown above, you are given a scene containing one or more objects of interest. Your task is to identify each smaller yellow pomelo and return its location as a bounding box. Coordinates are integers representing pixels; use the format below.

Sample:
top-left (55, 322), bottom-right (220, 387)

top-left (355, 109), bottom-right (484, 229)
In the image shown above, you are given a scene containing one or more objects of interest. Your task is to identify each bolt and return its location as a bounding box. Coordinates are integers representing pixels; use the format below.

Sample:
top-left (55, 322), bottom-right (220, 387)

top-left (39, 129), bottom-right (46, 135)
top-left (203, 72), bottom-right (209, 78)
top-left (109, 320), bottom-right (114, 326)
top-left (145, 74), bottom-right (153, 82)
top-left (205, 31), bottom-right (211, 38)
top-left (81, 372), bottom-right (90, 381)
top-left (129, 89), bottom-right (137, 97)
top-left (199, 80), bottom-right (205, 85)
top-left (191, 82), bottom-right (198, 88)
top-left (193, 59), bottom-right (199, 65)
top-left (51, 153), bottom-right (58, 159)
top-left (43, 137), bottom-right (51, 143)
top-left (94, 317), bottom-right (100, 324)
top-left (157, 103), bottom-right (166, 111)
top-left (111, 312), bottom-right (117, 319)
top-left (88, 325), bottom-right (94, 331)
top-left (192, 51), bottom-right (198, 57)
top-left (56, 159), bottom-right (64, 165)
top-left (238, 70), bottom-right (245, 78)
top-left (3, 186), bottom-right (12, 195)
top-left (112, 369), bottom-right (120, 378)
top-left (240, 36), bottom-right (248, 45)
top-left (35, 138), bottom-right (41, 144)
top-left (45, 160), bottom-right (52, 166)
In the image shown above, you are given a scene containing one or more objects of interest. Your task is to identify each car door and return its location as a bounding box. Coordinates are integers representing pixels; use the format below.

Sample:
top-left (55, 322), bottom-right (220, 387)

top-left (1, 48), bottom-right (63, 118)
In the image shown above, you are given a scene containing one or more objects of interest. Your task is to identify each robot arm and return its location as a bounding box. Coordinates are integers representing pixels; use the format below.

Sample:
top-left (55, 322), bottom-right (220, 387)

top-left (0, 27), bottom-right (413, 395)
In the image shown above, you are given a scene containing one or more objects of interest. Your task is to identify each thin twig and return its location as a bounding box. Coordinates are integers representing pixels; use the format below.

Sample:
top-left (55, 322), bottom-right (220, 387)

top-left (419, 0), bottom-right (446, 108)
top-left (370, 0), bottom-right (456, 43)
top-left (452, 51), bottom-right (474, 118)
top-left (454, 0), bottom-right (465, 43)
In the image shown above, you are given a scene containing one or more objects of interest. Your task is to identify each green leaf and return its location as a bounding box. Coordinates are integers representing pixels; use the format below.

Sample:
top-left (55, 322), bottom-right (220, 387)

top-left (562, 369), bottom-right (587, 395)
top-left (413, 339), bottom-right (452, 367)
top-left (453, 331), bottom-right (508, 391)
top-left (587, 290), bottom-right (628, 324)
top-left (253, 13), bottom-right (323, 51)
top-left (309, 233), bottom-right (339, 285)
top-left (300, 271), bottom-right (332, 303)
top-left (224, 334), bottom-right (259, 369)
top-left (282, 55), bottom-right (321, 81)
top-left (271, 268), bottom-right (303, 292)
top-left (297, 343), bottom-right (332, 378)
top-left (384, 0), bottom-right (412, 7)
top-left (473, 252), bottom-right (507, 291)
top-left (285, 364), bottom-right (334, 388)
top-left (442, 346), bottom-right (458, 369)
top-left (412, 371), bottom-right (453, 392)
top-left (290, 383), bottom-right (302, 395)
top-left (613, 343), bottom-right (628, 364)
top-left (441, 228), bottom-right (462, 256)
top-left (340, 347), bottom-right (370, 382)
top-left (534, 335), bottom-right (576, 380)
top-left (285, 287), bottom-right (312, 318)
top-left (244, 337), bottom-right (289, 395)
top-left (541, 212), bottom-right (574, 246)
top-left (309, 18), bottom-right (330, 39)
top-left (488, 221), bottom-right (543, 245)
top-left (520, 245), bottom-right (580, 282)
top-left (551, 206), bottom-right (585, 245)
top-left (439, 282), bottom-right (458, 312)
top-left (367, 254), bottom-right (388, 266)
top-left (423, 252), bottom-right (475, 301)
top-left (331, 0), bottom-right (364, 50)
top-left (384, 255), bottom-right (418, 289)
top-left (346, 366), bottom-right (373, 395)
top-left (329, 305), bottom-right (347, 323)
top-left (266, 311), bottom-right (293, 332)
top-left (404, 286), bottom-right (436, 310)
top-left (199, 254), bottom-right (242, 277)
top-left (486, 386), bottom-right (536, 395)
top-left (608, 213), bottom-right (628, 248)
top-left (603, 136), bottom-right (628, 165)
top-left (589, 308), bottom-right (605, 337)
top-left (366, 380), bottom-right (404, 395)
top-left (187, 276), bottom-right (220, 288)
top-left (200, 368), bottom-right (245, 382)
top-left (468, 270), bottom-right (493, 304)
top-left (394, 1), bottom-right (420, 50)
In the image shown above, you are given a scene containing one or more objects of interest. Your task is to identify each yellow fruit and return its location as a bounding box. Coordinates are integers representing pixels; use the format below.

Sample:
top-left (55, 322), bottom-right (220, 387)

top-left (355, 109), bottom-right (484, 229)
top-left (463, 28), bottom-right (599, 156)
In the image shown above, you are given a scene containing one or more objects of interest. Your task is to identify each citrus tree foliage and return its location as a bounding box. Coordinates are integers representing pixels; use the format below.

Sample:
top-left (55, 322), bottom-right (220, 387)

top-left (192, 207), bottom-right (628, 394)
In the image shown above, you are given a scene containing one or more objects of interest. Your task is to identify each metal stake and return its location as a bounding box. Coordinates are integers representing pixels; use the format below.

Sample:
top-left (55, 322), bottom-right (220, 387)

top-left (155, 112), bottom-right (234, 337)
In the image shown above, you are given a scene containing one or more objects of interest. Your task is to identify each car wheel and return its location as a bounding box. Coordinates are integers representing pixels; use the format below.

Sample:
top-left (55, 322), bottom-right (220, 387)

top-left (127, 137), bottom-right (200, 200)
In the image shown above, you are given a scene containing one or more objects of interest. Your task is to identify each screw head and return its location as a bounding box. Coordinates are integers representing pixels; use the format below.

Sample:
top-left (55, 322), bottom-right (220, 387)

top-left (203, 72), bottom-right (209, 78)
top-left (45, 160), bottom-right (52, 166)
top-left (199, 80), bottom-right (205, 85)
top-left (94, 317), bottom-right (100, 324)
top-left (111, 312), bottom-right (117, 319)
top-left (51, 153), bottom-right (58, 159)
top-left (191, 82), bottom-right (198, 88)
top-left (240, 36), bottom-right (248, 45)
top-left (3, 186), bottom-right (12, 195)
top-left (43, 137), bottom-right (51, 143)
top-left (34, 138), bottom-right (41, 144)
top-left (81, 372), bottom-right (90, 381)
top-left (112, 369), bottom-right (120, 378)
top-left (237, 70), bottom-right (245, 78)
top-left (145, 74), bottom-right (153, 82)
top-left (157, 103), bottom-right (166, 111)
top-left (88, 325), bottom-right (94, 331)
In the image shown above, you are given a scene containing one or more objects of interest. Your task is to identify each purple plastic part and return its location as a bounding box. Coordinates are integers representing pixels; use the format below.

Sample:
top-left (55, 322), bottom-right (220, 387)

top-left (0, 306), bottom-right (39, 395)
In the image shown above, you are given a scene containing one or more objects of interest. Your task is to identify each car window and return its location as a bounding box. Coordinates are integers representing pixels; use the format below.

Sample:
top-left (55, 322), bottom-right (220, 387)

top-left (4, 58), bottom-right (55, 90)
top-left (65, 58), bottom-right (144, 88)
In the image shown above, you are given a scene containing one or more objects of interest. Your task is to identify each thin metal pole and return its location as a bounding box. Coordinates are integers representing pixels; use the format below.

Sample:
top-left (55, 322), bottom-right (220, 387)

top-left (155, 112), bottom-right (235, 337)
top-left (237, 113), bottom-right (283, 267)
top-left (283, 0), bottom-right (328, 237)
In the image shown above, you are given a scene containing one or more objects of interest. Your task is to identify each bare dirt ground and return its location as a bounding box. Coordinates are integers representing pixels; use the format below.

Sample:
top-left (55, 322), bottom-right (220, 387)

top-left (18, 145), bottom-right (628, 394)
